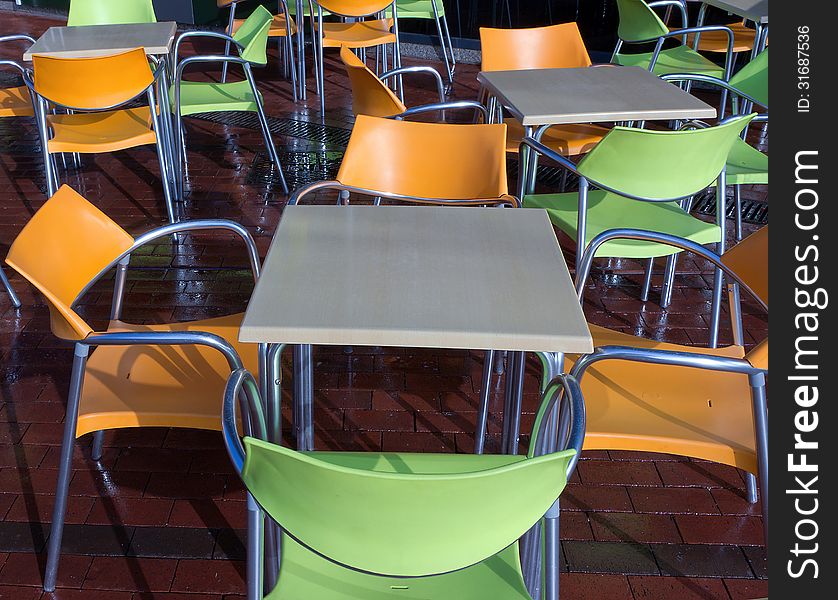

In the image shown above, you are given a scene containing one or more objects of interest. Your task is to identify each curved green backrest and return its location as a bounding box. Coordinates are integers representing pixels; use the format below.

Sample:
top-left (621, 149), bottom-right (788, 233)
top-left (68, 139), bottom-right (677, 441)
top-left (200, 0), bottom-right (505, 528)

top-left (67, 0), bottom-right (156, 26)
top-left (233, 4), bottom-right (274, 65)
top-left (242, 437), bottom-right (574, 577)
top-left (615, 0), bottom-right (668, 42)
top-left (730, 48), bottom-right (768, 107)
top-left (576, 114), bottom-right (756, 200)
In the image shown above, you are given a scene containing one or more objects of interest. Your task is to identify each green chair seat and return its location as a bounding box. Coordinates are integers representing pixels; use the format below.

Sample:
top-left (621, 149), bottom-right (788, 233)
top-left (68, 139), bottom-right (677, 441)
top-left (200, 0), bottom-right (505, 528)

top-left (267, 535), bottom-right (530, 600)
top-left (523, 190), bottom-right (721, 258)
top-left (725, 137), bottom-right (768, 185)
top-left (176, 80), bottom-right (262, 116)
top-left (305, 450), bottom-right (526, 473)
top-left (392, 0), bottom-right (446, 19)
top-left (615, 44), bottom-right (725, 78)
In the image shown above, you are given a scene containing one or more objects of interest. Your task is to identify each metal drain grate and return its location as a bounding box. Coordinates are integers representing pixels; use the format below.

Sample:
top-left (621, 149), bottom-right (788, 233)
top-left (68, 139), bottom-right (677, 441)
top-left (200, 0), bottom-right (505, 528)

top-left (247, 150), bottom-right (344, 190)
top-left (692, 190), bottom-right (769, 225)
top-left (190, 111), bottom-right (352, 147)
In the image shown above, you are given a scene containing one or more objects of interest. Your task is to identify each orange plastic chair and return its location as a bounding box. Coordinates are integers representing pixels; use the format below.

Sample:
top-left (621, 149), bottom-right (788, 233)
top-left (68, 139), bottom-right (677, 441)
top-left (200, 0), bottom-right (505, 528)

top-left (4, 185), bottom-right (265, 592)
top-left (26, 48), bottom-right (178, 224)
top-left (340, 45), bottom-right (486, 120)
top-left (289, 114), bottom-right (515, 206)
top-left (567, 226), bottom-right (768, 546)
top-left (311, 1), bottom-right (402, 117)
top-left (479, 23), bottom-right (609, 158)
top-left (219, 0), bottom-right (298, 84)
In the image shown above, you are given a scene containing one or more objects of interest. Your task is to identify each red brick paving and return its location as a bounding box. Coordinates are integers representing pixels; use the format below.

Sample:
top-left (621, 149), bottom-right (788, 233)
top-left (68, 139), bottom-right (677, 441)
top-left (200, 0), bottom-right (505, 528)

top-left (0, 7), bottom-right (767, 599)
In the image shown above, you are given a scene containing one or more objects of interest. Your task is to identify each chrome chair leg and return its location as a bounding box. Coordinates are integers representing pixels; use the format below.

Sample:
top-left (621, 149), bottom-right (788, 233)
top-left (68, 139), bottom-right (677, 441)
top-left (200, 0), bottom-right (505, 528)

top-left (749, 373), bottom-right (769, 548)
top-left (474, 349), bottom-right (494, 454)
top-left (660, 253), bottom-right (678, 308)
top-left (0, 265), bottom-right (20, 308)
top-left (246, 494), bottom-right (265, 600)
top-left (90, 430), bottom-right (106, 461)
top-left (640, 258), bottom-right (654, 302)
top-left (746, 472), bottom-right (758, 504)
top-left (44, 343), bottom-right (89, 592)
top-left (734, 185), bottom-right (743, 241)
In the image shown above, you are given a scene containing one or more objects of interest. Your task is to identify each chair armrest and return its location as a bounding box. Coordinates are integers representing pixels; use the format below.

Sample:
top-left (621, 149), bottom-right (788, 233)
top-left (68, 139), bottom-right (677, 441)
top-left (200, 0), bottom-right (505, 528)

top-left (223, 368), bottom-right (271, 473)
top-left (288, 180), bottom-right (519, 207)
top-left (650, 25), bottom-right (735, 79)
top-left (174, 30), bottom-right (244, 67)
top-left (71, 220), bottom-right (261, 314)
top-left (529, 371), bottom-right (586, 478)
top-left (0, 34), bottom-right (36, 45)
top-left (648, 0), bottom-right (688, 30)
top-left (380, 65), bottom-right (445, 102)
top-left (661, 73), bottom-right (768, 111)
top-left (395, 100), bottom-right (488, 122)
top-left (574, 228), bottom-right (767, 313)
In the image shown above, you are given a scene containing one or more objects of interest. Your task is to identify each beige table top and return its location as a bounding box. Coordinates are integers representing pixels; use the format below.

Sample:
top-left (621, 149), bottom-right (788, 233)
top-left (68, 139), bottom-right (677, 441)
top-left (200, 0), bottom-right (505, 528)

top-left (699, 0), bottom-right (768, 23)
top-left (477, 66), bottom-right (716, 127)
top-left (23, 22), bottom-right (177, 61)
top-left (240, 206), bottom-right (593, 354)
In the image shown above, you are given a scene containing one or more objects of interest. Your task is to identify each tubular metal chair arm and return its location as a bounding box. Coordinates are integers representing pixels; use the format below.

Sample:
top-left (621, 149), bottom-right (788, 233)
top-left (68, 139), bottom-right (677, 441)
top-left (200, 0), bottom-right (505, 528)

top-left (648, 0), bottom-right (688, 30)
top-left (660, 73), bottom-right (768, 111)
top-left (71, 220), bottom-right (261, 311)
top-left (289, 180), bottom-right (519, 207)
top-left (174, 31), bottom-right (244, 66)
top-left (288, 180), bottom-right (340, 205)
top-left (223, 368), bottom-right (270, 474)
top-left (650, 25), bottom-right (734, 79)
top-left (529, 372), bottom-right (586, 477)
top-left (83, 330), bottom-right (244, 372)
top-left (570, 345), bottom-right (765, 385)
top-left (518, 136), bottom-right (582, 178)
top-left (175, 54), bottom-right (250, 81)
top-left (574, 228), bottom-right (767, 312)
top-left (380, 65), bottom-right (445, 102)
top-left (0, 34), bottom-right (37, 45)
top-left (395, 100), bottom-right (489, 122)
top-left (0, 60), bottom-right (28, 76)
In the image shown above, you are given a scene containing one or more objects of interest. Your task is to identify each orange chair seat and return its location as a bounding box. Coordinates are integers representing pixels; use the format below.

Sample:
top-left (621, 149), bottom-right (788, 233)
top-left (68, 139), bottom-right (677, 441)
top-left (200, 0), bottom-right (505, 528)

top-left (671, 22), bottom-right (764, 53)
top-left (568, 324), bottom-right (758, 473)
top-left (46, 107), bottom-right (156, 154)
top-left (318, 19), bottom-right (396, 48)
top-left (232, 13), bottom-right (297, 37)
top-left (504, 118), bottom-right (608, 157)
top-left (76, 313), bottom-right (259, 438)
top-left (0, 85), bottom-right (34, 118)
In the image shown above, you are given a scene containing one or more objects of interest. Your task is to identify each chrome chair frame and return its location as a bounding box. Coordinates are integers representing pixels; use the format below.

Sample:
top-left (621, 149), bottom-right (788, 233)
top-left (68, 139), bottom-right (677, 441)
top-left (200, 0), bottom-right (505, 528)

top-left (516, 121), bottom-right (735, 348)
top-left (0, 36), bottom-right (36, 309)
top-left (311, 1), bottom-right (402, 119)
top-left (0, 265), bottom-right (20, 308)
top-left (222, 364), bottom-right (585, 600)
top-left (41, 218), bottom-right (265, 594)
top-left (220, 0), bottom-right (297, 92)
top-left (172, 31), bottom-right (290, 199)
top-left (392, 0), bottom-right (455, 88)
top-left (23, 59), bottom-right (179, 224)
top-left (570, 227), bottom-right (768, 549)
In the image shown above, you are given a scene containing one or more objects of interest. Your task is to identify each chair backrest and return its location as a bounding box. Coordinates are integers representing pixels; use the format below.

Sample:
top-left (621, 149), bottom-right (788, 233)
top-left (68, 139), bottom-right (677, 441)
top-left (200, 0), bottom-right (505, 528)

top-left (5, 186), bottom-right (134, 340)
top-left (721, 225), bottom-right (767, 306)
top-left (314, 0), bottom-right (393, 17)
top-left (232, 4), bottom-right (274, 65)
top-left (340, 46), bottom-right (406, 117)
top-left (615, 0), bottom-right (669, 42)
top-left (241, 436), bottom-right (573, 576)
top-left (336, 115), bottom-right (508, 201)
top-left (576, 114), bottom-right (755, 200)
top-left (67, 0), bottom-right (157, 26)
top-left (480, 22), bottom-right (592, 72)
top-left (730, 48), bottom-right (768, 107)
top-left (32, 47), bottom-right (154, 110)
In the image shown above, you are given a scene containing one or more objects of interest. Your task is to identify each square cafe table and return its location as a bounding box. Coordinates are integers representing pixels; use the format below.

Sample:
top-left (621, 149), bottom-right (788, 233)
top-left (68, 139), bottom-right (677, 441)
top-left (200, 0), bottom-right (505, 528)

top-left (240, 205), bottom-right (594, 452)
top-left (23, 22), bottom-right (177, 60)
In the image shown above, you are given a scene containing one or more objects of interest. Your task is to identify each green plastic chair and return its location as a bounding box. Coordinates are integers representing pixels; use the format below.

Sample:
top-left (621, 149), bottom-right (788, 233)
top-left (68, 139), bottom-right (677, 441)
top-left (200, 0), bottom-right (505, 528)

top-left (387, 0), bottom-right (455, 86)
top-left (521, 114), bottom-right (755, 349)
top-left (663, 48), bottom-right (768, 241)
top-left (222, 366), bottom-right (585, 600)
top-left (612, 0), bottom-right (733, 81)
top-left (171, 5), bottom-right (288, 197)
top-left (67, 0), bottom-right (156, 26)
